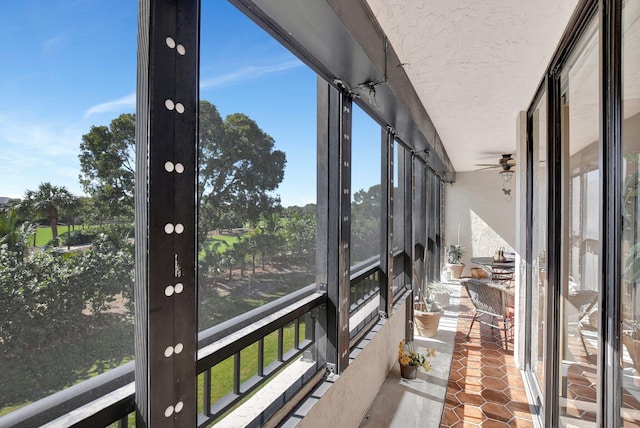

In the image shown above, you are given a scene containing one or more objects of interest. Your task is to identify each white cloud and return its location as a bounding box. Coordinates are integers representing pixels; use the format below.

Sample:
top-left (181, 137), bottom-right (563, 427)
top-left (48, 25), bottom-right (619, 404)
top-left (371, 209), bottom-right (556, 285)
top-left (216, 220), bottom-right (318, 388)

top-left (83, 93), bottom-right (136, 118)
top-left (81, 60), bottom-right (303, 117)
top-left (0, 113), bottom-right (86, 198)
top-left (201, 60), bottom-right (303, 90)
top-left (0, 113), bottom-right (81, 157)
top-left (42, 33), bottom-right (67, 53)
top-left (0, 152), bottom-right (42, 169)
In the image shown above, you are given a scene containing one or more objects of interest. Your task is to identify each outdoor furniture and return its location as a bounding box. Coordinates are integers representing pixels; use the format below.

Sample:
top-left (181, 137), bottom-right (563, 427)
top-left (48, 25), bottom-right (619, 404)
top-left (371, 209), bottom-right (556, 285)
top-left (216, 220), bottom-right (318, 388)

top-left (463, 279), bottom-right (515, 351)
top-left (570, 289), bottom-right (599, 356)
top-left (470, 257), bottom-right (515, 286)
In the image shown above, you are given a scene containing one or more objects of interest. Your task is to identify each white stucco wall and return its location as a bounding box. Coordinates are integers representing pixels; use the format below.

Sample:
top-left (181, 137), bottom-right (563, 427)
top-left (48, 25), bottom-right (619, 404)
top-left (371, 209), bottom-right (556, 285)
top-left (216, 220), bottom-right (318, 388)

top-left (515, 111), bottom-right (527, 368)
top-left (298, 298), bottom-right (408, 428)
top-left (444, 169), bottom-right (517, 277)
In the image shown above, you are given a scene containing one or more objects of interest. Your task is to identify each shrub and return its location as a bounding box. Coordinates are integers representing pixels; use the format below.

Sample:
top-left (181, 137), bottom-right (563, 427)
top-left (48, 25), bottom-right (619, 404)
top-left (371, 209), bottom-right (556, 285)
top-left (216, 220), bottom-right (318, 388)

top-left (60, 230), bottom-right (99, 246)
top-left (0, 245), bottom-right (84, 353)
top-left (0, 226), bottom-right (134, 354)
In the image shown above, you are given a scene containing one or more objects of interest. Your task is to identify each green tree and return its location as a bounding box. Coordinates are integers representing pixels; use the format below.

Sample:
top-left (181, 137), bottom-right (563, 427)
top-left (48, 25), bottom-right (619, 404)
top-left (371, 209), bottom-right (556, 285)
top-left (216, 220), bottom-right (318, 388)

top-left (351, 184), bottom-right (381, 263)
top-left (19, 182), bottom-right (75, 246)
top-left (70, 230), bottom-right (134, 314)
top-left (281, 213), bottom-right (316, 266)
top-left (199, 240), bottom-right (228, 286)
top-left (229, 237), bottom-right (252, 277)
top-left (252, 213), bottom-right (285, 269)
top-left (78, 104), bottom-right (286, 236)
top-left (0, 225), bottom-right (133, 353)
top-left (285, 203), bottom-right (316, 218)
top-left (79, 113), bottom-right (135, 220)
top-left (198, 101), bottom-right (286, 241)
top-left (0, 209), bottom-right (34, 260)
top-left (60, 193), bottom-right (81, 249)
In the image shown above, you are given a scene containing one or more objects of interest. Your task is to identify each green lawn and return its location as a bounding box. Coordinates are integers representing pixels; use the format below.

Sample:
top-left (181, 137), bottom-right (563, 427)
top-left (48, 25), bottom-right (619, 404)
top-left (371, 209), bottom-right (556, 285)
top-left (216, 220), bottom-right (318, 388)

top-left (31, 225), bottom-right (241, 249)
top-left (30, 224), bottom-right (88, 247)
top-left (197, 321), bottom-right (304, 423)
top-left (4, 223), bottom-right (309, 420)
top-left (206, 233), bottom-right (241, 253)
top-left (1, 314), bottom-right (306, 420)
top-left (0, 315), bottom-right (134, 416)
top-left (107, 322), bottom-right (303, 426)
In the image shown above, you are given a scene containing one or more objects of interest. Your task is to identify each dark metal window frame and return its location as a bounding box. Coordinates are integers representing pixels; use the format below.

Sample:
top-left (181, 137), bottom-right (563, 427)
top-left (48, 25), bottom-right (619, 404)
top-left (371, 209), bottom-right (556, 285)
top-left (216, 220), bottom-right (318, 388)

top-left (380, 127), bottom-right (395, 316)
top-left (316, 79), bottom-right (352, 374)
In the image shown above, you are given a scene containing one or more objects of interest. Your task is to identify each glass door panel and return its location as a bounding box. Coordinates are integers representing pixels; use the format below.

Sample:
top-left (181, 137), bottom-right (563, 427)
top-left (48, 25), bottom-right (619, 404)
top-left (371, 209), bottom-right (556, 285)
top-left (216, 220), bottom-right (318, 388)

top-left (559, 17), bottom-right (599, 426)
top-left (528, 89), bottom-right (548, 416)
top-left (621, 2), bottom-right (640, 425)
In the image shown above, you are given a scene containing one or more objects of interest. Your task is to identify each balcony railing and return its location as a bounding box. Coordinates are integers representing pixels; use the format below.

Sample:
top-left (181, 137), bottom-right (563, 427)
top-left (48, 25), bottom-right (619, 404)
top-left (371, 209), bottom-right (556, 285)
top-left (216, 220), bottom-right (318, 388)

top-left (196, 289), bottom-right (324, 426)
top-left (0, 253), bottom-right (409, 427)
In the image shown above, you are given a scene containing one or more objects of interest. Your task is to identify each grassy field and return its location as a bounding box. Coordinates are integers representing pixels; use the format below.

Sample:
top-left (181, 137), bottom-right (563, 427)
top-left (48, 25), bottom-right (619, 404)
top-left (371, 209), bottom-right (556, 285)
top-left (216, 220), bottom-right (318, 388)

top-left (92, 323), bottom-right (302, 427)
top-left (210, 233), bottom-right (241, 246)
top-left (3, 224), bottom-right (312, 419)
top-left (30, 224), bottom-right (88, 247)
top-left (32, 225), bottom-right (238, 249)
top-left (197, 323), bottom-right (302, 416)
top-left (0, 314), bottom-right (134, 416)
top-left (0, 262), bottom-right (307, 416)
top-left (1, 319), bottom-right (303, 418)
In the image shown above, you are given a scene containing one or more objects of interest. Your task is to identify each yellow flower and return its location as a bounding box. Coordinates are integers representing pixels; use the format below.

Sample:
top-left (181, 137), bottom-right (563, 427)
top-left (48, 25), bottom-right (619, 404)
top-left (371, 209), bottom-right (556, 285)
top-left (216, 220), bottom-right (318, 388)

top-left (398, 340), bottom-right (437, 372)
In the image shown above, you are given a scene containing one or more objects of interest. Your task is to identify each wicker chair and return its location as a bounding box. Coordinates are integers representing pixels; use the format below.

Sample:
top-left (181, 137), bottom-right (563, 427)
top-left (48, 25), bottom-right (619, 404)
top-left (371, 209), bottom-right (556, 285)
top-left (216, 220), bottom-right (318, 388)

top-left (463, 279), bottom-right (515, 351)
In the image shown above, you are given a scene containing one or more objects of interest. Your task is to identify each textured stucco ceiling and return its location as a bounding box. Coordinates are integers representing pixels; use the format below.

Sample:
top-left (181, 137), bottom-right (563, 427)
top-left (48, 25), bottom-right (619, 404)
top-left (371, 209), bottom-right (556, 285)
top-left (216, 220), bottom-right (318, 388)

top-left (365, 0), bottom-right (580, 171)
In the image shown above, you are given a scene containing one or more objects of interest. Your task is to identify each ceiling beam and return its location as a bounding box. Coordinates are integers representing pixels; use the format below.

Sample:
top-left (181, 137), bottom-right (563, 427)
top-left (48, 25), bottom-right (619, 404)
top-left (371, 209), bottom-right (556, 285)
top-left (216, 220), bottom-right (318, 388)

top-left (230, 0), bottom-right (455, 181)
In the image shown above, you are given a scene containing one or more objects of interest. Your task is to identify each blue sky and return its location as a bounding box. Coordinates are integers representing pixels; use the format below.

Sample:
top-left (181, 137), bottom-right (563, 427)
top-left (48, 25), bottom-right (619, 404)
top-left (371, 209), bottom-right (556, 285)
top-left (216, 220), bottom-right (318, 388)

top-left (0, 1), bottom-right (380, 207)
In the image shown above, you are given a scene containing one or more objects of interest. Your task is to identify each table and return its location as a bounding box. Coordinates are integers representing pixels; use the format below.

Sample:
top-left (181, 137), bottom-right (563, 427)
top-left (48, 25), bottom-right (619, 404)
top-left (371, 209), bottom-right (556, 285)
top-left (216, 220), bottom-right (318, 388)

top-left (470, 257), bottom-right (515, 282)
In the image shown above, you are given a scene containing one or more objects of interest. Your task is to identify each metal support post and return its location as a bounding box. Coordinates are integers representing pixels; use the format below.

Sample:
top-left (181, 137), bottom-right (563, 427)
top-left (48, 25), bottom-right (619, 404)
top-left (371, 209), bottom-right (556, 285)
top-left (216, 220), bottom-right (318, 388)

top-left (135, 0), bottom-right (199, 425)
top-left (317, 78), bottom-right (352, 373)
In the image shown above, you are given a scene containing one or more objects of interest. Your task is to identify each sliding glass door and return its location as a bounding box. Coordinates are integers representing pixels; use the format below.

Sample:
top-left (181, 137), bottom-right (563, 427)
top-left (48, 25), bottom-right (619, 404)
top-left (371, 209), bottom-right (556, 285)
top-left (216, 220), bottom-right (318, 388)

top-left (523, 1), bottom-right (640, 426)
top-left (621, 2), bottom-right (640, 425)
top-left (524, 85), bottom-right (549, 424)
top-left (557, 17), bottom-right (600, 426)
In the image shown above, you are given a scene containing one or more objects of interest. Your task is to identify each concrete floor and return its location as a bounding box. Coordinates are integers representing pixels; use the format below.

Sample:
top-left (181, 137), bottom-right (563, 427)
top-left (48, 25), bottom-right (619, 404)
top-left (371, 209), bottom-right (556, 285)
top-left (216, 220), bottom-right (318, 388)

top-left (359, 284), bottom-right (461, 427)
top-left (360, 282), bottom-right (536, 427)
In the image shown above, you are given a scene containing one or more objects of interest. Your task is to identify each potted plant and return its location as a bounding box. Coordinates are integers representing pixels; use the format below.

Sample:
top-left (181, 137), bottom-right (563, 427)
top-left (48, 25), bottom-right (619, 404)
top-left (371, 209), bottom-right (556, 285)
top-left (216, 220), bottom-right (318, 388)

top-left (414, 288), bottom-right (443, 337)
top-left (398, 339), bottom-right (436, 379)
top-left (447, 244), bottom-right (465, 279)
top-left (428, 280), bottom-right (451, 308)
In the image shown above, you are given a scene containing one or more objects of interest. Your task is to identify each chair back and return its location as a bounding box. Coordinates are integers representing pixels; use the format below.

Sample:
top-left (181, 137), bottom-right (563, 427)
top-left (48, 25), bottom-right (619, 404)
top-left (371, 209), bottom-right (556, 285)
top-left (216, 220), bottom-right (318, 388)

top-left (464, 280), bottom-right (512, 319)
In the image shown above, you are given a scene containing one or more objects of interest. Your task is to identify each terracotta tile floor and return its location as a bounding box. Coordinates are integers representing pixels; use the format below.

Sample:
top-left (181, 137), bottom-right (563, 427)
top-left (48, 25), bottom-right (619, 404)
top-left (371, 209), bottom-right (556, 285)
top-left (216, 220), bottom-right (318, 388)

top-left (441, 285), bottom-right (535, 427)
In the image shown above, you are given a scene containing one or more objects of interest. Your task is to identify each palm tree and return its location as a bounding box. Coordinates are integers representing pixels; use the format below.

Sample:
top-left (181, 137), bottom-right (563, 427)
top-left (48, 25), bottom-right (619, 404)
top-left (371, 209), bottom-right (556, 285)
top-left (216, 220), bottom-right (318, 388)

top-left (0, 208), bottom-right (34, 261)
top-left (60, 195), bottom-right (80, 249)
top-left (0, 208), bottom-right (23, 249)
top-left (21, 182), bottom-right (75, 246)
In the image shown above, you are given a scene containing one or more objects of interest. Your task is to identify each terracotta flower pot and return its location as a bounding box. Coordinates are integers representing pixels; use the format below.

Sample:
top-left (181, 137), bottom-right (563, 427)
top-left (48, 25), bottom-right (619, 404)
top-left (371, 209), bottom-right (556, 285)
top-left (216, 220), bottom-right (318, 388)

top-left (449, 263), bottom-right (464, 279)
top-left (400, 363), bottom-right (418, 379)
top-left (414, 303), bottom-right (443, 337)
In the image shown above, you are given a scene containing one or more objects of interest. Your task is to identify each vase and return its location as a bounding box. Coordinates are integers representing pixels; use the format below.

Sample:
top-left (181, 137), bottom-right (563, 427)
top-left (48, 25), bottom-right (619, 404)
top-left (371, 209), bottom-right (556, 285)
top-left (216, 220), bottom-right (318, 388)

top-left (413, 302), bottom-right (442, 337)
top-left (400, 363), bottom-right (418, 379)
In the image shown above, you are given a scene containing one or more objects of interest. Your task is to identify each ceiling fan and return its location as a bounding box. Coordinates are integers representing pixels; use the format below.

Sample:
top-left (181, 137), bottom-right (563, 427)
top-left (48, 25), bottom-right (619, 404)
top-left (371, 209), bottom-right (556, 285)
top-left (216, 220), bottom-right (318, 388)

top-left (475, 153), bottom-right (516, 171)
top-left (476, 154), bottom-right (516, 198)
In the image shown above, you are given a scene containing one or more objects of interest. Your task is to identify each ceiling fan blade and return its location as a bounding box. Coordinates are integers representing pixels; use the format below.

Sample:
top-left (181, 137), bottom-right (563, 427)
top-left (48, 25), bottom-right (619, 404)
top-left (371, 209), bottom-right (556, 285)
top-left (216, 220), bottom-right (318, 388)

top-left (475, 163), bottom-right (500, 167)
